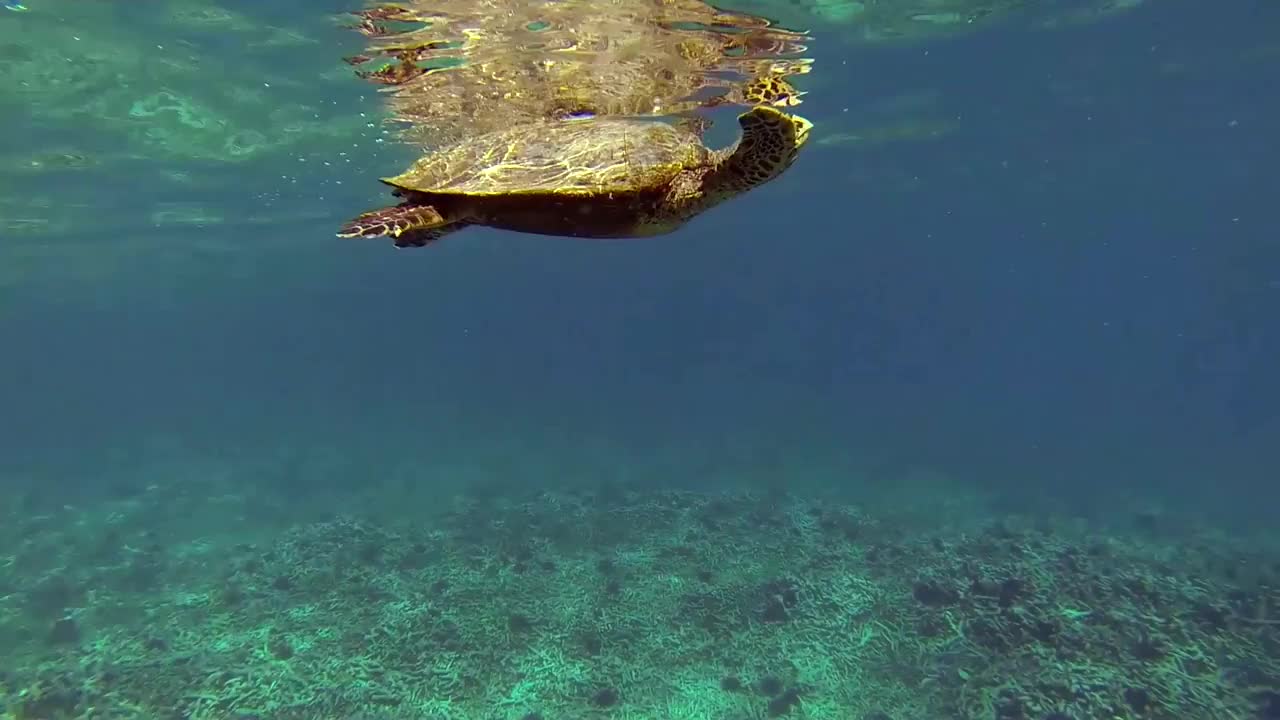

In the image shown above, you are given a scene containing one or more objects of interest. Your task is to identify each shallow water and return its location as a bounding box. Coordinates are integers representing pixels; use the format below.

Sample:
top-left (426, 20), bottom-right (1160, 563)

top-left (1, 0), bottom-right (1277, 718)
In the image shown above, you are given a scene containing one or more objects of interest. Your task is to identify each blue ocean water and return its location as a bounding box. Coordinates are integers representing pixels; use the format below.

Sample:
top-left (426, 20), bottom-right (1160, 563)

top-left (1, 0), bottom-right (1278, 718)
top-left (4, 0), bottom-right (1274, 518)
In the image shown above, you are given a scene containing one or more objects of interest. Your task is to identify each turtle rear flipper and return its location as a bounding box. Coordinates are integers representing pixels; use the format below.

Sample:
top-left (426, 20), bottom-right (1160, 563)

top-left (392, 221), bottom-right (471, 248)
top-left (338, 203), bottom-right (452, 242)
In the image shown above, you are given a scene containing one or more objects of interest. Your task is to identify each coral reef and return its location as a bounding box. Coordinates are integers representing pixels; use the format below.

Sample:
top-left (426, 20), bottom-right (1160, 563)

top-left (1, 477), bottom-right (1276, 719)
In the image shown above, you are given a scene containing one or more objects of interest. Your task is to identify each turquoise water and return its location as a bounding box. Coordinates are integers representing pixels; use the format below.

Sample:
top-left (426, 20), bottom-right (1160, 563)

top-left (1, 1), bottom-right (1277, 718)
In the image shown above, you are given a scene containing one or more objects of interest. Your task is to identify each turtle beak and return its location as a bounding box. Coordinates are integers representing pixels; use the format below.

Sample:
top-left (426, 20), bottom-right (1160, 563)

top-left (791, 115), bottom-right (814, 147)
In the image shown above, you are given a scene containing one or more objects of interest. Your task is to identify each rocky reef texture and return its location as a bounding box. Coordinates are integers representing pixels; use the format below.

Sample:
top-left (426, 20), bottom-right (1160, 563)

top-left (1, 475), bottom-right (1276, 720)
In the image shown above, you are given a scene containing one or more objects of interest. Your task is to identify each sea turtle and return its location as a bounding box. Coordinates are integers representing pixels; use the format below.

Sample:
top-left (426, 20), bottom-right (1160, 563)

top-left (337, 104), bottom-right (812, 247)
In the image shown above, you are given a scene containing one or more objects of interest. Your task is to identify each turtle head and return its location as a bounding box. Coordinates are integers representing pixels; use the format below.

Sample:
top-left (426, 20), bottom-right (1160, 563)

top-left (714, 106), bottom-right (812, 192)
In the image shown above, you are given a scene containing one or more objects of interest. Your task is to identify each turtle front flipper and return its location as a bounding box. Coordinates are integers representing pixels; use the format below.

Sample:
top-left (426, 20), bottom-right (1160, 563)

top-left (337, 202), bottom-right (461, 247)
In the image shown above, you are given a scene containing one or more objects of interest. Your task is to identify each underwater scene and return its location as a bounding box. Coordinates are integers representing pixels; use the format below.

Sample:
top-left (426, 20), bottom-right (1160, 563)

top-left (1, 0), bottom-right (1278, 718)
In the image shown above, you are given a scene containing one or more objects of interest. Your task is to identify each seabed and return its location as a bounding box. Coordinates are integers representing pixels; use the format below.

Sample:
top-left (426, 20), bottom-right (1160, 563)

top-left (1, 467), bottom-right (1276, 720)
